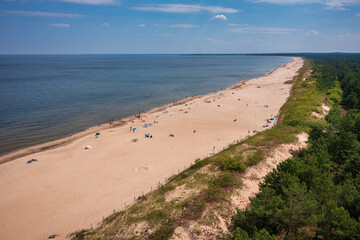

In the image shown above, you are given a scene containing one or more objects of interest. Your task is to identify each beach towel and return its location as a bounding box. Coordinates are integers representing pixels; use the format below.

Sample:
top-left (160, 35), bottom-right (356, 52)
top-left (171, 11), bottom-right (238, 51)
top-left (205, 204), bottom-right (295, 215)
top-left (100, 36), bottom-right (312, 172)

top-left (27, 158), bottom-right (38, 164)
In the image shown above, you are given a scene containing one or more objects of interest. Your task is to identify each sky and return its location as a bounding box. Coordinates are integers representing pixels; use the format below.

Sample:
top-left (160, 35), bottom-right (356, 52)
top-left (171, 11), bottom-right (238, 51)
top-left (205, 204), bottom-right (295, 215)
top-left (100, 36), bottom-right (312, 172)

top-left (0, 0), bottom-right (359, 54)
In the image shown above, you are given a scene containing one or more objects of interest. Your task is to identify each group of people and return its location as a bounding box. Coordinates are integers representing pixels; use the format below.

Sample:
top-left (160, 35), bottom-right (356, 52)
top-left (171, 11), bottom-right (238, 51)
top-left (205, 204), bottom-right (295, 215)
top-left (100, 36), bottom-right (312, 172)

top-left (129, 126), bottom-right (136, 133)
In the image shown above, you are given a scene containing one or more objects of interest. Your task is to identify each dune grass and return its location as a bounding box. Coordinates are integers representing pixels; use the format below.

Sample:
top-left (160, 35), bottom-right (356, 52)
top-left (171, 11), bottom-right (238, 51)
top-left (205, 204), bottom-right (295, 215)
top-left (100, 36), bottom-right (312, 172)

top-left (70, 58), bottom-right (330, 240)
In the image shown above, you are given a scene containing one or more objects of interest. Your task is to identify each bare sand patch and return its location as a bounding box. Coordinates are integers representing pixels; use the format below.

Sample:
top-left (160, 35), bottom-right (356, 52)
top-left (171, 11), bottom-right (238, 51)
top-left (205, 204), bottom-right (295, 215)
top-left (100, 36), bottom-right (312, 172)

top-left (231, 133), bottom-right (308, 210)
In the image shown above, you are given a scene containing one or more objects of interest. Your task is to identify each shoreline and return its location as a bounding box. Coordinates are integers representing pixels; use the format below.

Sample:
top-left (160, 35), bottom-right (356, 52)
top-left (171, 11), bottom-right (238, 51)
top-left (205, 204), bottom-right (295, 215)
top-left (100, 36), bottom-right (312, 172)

top-left (0, 57), bottom-right (291, 165)
top-left (0, 57), bottom-right (302, 240)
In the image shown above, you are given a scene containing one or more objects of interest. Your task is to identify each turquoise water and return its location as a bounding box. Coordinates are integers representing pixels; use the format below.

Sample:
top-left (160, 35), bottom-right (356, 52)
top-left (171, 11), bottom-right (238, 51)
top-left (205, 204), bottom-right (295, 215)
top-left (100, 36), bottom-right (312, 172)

top-left (0, 55), bottom-right (289, 156)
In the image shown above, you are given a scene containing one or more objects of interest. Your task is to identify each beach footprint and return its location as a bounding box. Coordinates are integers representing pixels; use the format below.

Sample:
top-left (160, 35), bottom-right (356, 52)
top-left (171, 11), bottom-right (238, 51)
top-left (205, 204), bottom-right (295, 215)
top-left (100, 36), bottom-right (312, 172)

top-left (133, 166), bottom-right (149, 172)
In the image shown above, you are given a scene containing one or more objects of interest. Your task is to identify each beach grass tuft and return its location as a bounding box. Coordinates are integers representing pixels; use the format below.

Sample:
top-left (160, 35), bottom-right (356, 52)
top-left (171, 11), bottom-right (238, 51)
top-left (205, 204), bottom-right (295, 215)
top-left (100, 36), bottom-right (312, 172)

top-left (70, 58), bottom-right (334, 240)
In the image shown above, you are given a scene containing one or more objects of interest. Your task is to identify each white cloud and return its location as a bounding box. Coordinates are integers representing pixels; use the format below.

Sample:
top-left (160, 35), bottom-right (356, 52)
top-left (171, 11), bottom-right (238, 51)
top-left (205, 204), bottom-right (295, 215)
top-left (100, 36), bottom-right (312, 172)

top-left (158, 33), bottom-right (173, 37)
top-left (250, 0), bottom-right (320, 3)
top-left (169, 24), bottom-right (200, 28)
top-left (249, 0), bottom-right (360, 10)
top-left (205, 38), bottom-right (229, 44)
top-left (0, 10), bottom-right (82, 18)
top-left (231, 26), bottom-right (297, 34)
top-left (56, 0), bottom-right (116, 5)
top-left (138, 24), bottom-right (146, 28)
top-left (49, 23), bottom-right (70, 28)
top-left (212, 14), bottom-right (227, 21)
top-left (308, 30), bottom-right (320, 36)
top-left (339, 33), bottom-right (360, 39)
top-left (133, 4), bottom-right (239, 14)
top-left (101, 22), bottom-right (110, 26)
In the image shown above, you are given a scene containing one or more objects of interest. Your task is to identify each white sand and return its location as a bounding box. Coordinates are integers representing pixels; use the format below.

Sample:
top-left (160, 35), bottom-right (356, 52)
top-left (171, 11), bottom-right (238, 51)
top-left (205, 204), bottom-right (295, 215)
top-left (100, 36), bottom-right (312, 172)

top-left (0, 57), bottom-right (303, 240)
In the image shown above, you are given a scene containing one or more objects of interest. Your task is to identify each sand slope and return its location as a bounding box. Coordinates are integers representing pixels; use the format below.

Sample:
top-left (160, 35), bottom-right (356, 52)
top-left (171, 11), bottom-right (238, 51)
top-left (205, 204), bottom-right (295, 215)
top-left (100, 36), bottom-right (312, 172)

top-left (0, 57), bottom-right (303, 240)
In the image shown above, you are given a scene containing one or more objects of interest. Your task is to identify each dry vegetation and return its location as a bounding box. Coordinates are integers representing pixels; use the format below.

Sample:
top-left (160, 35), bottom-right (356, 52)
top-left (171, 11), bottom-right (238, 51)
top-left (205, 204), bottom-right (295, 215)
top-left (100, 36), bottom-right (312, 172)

top-left (70, 59), bottom-right (329, 240)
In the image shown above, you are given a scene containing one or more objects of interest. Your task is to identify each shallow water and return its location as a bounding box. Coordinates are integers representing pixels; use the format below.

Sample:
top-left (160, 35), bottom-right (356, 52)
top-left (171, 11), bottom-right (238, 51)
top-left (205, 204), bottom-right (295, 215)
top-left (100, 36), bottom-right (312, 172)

top-left (0, 54), bottom-right (289, 156)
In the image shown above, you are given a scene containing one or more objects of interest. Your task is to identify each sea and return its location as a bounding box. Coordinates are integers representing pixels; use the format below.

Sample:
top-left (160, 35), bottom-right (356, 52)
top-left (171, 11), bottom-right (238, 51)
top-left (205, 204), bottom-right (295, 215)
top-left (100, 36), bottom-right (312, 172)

top-left (0, 55), bottom-right (290, 156)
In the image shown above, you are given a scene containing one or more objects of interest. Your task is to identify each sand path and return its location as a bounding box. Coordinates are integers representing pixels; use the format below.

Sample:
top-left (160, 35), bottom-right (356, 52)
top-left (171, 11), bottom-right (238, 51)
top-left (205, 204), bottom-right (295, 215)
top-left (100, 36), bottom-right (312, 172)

top-left (0, 57), bottom-right (303, 240)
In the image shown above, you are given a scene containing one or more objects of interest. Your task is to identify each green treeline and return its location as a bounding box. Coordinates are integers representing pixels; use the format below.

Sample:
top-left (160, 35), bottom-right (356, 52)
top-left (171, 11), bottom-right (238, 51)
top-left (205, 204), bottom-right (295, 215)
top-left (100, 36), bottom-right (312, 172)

top-left (309, 54), bottom-right (360, 109)
top-left (226, 55), bottom-right (360, 240)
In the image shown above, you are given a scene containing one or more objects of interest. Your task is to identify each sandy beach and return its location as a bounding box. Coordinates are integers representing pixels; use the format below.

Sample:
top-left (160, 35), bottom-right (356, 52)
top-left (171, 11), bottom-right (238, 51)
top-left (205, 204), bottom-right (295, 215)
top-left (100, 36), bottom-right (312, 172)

top-left (0, 57), bottom-right (303, 240)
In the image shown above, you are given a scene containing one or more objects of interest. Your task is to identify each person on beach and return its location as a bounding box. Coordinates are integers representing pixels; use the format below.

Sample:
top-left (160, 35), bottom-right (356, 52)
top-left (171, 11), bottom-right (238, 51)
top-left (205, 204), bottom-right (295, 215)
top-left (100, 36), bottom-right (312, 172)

top-left (130, 126), bottom-right (132, 132)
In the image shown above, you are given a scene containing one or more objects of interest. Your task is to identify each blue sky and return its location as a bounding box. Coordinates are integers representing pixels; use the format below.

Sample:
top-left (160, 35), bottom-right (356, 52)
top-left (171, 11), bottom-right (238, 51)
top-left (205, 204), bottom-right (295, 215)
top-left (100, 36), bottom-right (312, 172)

top-left (0, 0), bottom-right (359, 54)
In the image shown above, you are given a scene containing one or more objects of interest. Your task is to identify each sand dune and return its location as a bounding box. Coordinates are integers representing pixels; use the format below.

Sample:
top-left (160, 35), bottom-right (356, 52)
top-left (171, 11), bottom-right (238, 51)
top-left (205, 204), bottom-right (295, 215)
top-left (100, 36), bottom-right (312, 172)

top-left (0, 57), bottom-right (303, 240)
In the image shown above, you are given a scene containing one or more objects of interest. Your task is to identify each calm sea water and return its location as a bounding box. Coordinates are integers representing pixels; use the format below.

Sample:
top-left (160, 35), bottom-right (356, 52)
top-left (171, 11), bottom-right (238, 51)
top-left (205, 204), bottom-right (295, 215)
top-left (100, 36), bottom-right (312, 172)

top-left (0, 55), bottom-right (289, 156)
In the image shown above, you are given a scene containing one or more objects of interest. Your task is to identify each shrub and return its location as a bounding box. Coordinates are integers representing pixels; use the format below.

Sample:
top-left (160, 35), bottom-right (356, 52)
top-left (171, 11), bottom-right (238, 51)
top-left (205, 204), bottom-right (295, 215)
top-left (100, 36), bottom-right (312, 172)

top-left (148, 222), bottom-right (175, 240)
top-left (246, 151), bottom-right (265, 166)
top-left (222, 157), bottom-right (246, 172)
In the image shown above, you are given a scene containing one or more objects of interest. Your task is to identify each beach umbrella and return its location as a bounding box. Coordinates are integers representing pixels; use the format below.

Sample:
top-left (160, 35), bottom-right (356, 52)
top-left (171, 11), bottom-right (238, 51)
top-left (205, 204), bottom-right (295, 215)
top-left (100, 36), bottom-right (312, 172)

top-left (85, 145), bottom-right (92, 149)
top-left (143, 123), bottom-right (153, 128)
